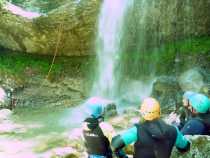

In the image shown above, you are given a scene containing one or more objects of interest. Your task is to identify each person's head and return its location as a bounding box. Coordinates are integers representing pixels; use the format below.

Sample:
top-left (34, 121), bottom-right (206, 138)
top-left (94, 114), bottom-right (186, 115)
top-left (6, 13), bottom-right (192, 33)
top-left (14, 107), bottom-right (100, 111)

top-left (85, 97), bottom-right (104, 120)
top-left (188, 93), bottom-right (210, 114)
top-left (140, 97), bottom-right (161, 121)
top-left (182, 91), bottom-right (196, 107)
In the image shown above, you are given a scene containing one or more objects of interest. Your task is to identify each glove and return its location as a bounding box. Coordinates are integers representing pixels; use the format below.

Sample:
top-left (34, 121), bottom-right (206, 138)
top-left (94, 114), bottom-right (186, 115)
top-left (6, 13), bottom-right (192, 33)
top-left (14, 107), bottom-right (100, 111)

top-left (115, 149), bottom-right (128, 158)
top-left (111, 135), bottom-right (128, 158)
top-left (176, 140), bottom-right (190, 153)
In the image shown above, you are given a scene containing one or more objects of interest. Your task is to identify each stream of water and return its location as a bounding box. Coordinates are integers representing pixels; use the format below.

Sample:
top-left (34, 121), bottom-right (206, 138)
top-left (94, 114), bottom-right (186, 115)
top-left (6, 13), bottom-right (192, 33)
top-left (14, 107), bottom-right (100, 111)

top-left (92, 0), bottom-right (133, 99)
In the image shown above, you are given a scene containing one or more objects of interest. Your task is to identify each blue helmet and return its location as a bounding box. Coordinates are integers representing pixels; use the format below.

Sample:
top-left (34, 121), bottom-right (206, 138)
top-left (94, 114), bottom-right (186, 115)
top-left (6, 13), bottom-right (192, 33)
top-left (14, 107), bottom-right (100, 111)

top-left (85, 97), bottom-right (104, 118)
top-left (183, 91), bottom-right (196, 100)
top-left (189, 93), bottom-right (210, 113)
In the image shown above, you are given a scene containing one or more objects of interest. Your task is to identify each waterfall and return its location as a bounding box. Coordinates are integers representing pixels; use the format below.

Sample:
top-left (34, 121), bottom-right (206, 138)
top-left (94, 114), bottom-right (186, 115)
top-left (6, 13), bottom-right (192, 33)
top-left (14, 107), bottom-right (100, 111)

top-left (92, 0), bottom-right (133, 99)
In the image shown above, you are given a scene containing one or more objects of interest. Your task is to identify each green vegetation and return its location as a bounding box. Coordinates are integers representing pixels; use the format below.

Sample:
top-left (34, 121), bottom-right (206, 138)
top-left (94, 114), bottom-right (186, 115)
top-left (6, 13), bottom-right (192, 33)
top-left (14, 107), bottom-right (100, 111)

top-left (0, 51), bottom-right (95, 82)
top-left (0, 53), bottom-right (60, 77)
top-left (120, 36), bottom-right (210, 78)
top-left (154, 36), bottom-right (210, 74)
top-left (175, 36), bottom-right (210, 54)
top-left (0, 0), bottom-right (6, 8)
top-left (0, 36), bottom-right (209, 81)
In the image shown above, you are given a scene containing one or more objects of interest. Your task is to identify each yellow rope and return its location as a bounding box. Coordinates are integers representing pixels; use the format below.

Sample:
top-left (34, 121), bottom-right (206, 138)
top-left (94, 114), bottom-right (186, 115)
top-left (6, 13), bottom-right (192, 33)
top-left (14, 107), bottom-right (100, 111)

top-left (46, 22), bottom-right (63, 80)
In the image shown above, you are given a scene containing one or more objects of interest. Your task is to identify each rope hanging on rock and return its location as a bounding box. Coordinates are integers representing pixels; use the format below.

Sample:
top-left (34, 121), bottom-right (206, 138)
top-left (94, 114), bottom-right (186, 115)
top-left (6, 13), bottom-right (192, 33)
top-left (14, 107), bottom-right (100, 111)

top-left (46, 22), bottom-right (63, 80)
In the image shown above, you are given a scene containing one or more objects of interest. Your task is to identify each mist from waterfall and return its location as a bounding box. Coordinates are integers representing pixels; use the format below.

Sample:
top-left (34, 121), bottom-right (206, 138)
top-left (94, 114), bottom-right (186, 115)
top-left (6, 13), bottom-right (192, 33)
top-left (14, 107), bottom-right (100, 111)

top-left (92, 0), bottom-right (133, 99)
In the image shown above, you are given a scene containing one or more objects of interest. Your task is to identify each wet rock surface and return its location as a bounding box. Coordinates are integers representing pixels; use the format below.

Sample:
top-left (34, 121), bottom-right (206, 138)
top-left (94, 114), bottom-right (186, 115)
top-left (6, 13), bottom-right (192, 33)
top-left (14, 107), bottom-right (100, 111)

top-left (151, 76), bottom-right (183, 113)
top-left (0, 1), bottom-right (101, 56)
top-left (15, 77), bottom-right (86, 108)
top-left (0, 76), bottom-right (87, 108)
top-left (171, 135), bottom-right (210, 158)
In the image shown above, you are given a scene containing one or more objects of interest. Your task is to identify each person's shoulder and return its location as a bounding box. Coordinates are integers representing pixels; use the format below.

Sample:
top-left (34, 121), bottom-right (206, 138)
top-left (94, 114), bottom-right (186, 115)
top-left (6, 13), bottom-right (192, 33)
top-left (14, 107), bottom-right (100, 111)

top-left (159, 119), bottom-right (177, 130)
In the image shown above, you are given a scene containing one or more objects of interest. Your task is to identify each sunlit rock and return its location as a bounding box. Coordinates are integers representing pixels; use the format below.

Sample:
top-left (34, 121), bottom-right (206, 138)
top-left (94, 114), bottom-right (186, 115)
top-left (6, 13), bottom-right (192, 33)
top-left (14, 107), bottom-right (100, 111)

top-left (109, 109), bottom-right (139, 130)
top-left (0, 1), bottom-right (101, 56)
top-left (0, 109), bottom-right (12, 121)
top-left (0, 121), bottom-right (26, 134)
top-left (67, 128), bottom-right (85, 152)
top-left (0, 137), bottom-right (36, 157)
top-left (34, 132), bottom-right (83, 157)
top-left (4, 2), bottom-right (41, 19)
top-left (179, 68), bottom-right (205, 92)
top-left (43, 147), bottom-right (80, 158)
top-left (0, 87), bottom-right (7, 104)
top-left (34, 134), bottom-right (70, 153)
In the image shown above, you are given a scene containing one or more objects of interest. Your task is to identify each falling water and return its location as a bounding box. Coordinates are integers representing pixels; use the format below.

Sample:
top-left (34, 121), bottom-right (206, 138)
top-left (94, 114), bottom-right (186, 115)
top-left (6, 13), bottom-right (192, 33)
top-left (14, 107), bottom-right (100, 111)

top-left (92, 0), bottom-right (133, 99)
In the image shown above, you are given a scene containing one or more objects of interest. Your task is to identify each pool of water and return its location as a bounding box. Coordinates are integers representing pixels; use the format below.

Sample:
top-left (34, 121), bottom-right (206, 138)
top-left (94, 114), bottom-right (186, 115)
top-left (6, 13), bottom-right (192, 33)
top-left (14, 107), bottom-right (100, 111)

top-left (11, 105), bottom-right (86, 138)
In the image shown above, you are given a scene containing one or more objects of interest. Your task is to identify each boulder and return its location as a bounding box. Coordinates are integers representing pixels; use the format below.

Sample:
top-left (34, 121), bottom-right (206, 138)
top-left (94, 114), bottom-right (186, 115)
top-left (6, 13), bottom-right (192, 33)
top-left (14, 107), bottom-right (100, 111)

top-left (151, 76), bottom-right (183, 113)
top-left (0, 1), bottom-right (101, 56)
top-left (179, 68), bottom-right (205, 92)
top-left (171, 135), bottom-right (210, 158)
top-left (43, 147), bottom-right (81, 158)
top-left (99, 97), bottom-right (118, 118)
top-left (0, 108), bottom-right (12, 121)
top-left (0, 87), bottom-right (7, 105)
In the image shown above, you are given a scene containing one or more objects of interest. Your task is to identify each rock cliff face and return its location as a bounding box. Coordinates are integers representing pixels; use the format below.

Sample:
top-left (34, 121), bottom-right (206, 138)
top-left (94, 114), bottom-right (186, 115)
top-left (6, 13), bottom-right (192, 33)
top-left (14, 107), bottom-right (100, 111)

top-left (123, 0), bottom-right (210, 52)
top-left (0, 0), bottom-right (210, 56)
top-left (0, 0), bottom-right (101, 56)
top-left (11, 0), bottom-right (68, 13)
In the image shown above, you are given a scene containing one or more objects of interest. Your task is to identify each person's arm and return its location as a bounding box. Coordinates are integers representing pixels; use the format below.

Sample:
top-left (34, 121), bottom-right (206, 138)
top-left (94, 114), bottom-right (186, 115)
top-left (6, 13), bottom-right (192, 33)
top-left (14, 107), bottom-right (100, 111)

top-left (111, 126), bottom-right (137, 158)
top-left (174, 126), bottom-right (190, 152)
top-left (111, 126), bottom-right (137, 157)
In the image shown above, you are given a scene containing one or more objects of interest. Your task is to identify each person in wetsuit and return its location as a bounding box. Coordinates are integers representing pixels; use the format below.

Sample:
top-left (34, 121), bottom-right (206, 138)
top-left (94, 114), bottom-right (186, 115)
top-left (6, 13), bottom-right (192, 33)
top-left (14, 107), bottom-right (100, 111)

top-left (181, 93), bottom-right (210, 135)
top-left (82, 97), bottom-right (116, 158)
top-left (176, 91), bottom-right (196, 129)
top-left (111, 97), bottom-right (190, 158)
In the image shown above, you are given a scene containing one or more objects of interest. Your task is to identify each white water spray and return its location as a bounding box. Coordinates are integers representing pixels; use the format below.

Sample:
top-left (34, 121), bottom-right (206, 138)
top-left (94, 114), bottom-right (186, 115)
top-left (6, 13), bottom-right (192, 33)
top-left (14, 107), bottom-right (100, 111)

top-left (92, 0), bottom-right (133, 99)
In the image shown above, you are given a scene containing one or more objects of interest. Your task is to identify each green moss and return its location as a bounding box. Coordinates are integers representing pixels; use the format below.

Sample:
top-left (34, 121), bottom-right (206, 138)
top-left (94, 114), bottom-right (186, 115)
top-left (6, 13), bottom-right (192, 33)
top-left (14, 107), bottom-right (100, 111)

top-left (0, 53), bottom-right (56, 76)
top-left (0, 52), bottom-right (95, 83)
top-left (155, 36), bottom-right (210, 73)
top-left (1, 36), bottom-right (209, 80)
top-left (120, 36), bottom-right (210, 78)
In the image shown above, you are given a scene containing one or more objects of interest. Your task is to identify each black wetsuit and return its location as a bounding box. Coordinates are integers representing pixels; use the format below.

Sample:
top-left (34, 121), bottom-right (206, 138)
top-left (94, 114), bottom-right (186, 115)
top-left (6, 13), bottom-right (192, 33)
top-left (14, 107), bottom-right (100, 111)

top-left (83, 117), bottom-right (113, 158)
top-left (181, 113), bottom-right (210, 135)
top-left (178, 106), bottom-right (192, 129)
top-left (134, 120), bottom-right (177, 158)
